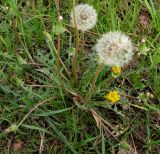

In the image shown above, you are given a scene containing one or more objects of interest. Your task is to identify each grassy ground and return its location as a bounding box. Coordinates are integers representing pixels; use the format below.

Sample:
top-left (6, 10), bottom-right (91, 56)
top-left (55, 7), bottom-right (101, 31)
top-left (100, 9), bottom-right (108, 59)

top-left (0, 0), bottom-right (160, 153)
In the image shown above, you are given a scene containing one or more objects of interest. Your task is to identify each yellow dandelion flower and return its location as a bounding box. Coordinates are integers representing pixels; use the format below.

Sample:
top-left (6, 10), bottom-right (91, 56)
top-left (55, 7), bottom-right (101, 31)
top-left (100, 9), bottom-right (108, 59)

top-left (104, 91), bottom-right (120, 104)
top-left (112, 66), bottom-right (121, 75)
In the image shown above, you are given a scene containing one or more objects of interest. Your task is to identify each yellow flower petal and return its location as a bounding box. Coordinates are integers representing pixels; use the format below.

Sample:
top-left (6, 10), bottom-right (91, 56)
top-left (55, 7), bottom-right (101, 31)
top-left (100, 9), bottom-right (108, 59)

top-left (104, 90), bottom-right (120, 104)
top-left (112, 66), bottom-right (121, 75)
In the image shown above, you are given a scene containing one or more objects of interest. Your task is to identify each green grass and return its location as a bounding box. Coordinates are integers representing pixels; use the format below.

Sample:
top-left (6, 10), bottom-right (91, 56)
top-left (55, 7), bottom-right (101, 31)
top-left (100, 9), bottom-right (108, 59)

top-left (0, 0), bottom-right (160, 153)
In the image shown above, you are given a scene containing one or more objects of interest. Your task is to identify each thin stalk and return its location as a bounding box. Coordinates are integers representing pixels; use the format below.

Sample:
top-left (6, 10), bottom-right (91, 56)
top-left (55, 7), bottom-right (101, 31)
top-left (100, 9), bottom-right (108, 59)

top-left (68, 32), bottom-right (72, 66)
top-left (54, 0), bottom-right (61, 79)
top-left (56, 41), bottom-right (61, 80)
top-left (18, 98), bottom-right (52, 127)
top-left (57, 33), bottom-right (61, 79)
top-left (84, 64), bottom-right (103, 103)
top-left (81, 32), bottom-right (85, 69)
top-left (72, 0), bottom-right (79, 87)
top-left (50, 40), bottom-right (61, 81)
top-left (81, 32), bottom-right (85, 56)
top-left (55, 0), bottom-right (61, 53)
top-left (58, 34), bottom-right (61, 52)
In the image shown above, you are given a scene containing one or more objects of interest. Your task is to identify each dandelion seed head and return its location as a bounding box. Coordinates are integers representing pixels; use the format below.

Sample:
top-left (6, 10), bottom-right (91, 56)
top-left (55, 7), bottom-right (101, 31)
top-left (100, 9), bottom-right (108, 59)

top-left (95, 32), bottom-right (135, 67)
top-left (70, 4), bottom-right (97, 31)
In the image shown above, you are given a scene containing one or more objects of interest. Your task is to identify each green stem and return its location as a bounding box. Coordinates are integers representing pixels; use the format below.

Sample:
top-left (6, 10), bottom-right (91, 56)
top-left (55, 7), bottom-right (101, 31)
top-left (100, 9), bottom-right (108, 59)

top-left (81, 32), bottom-right (85, 69)
top-left (72, 0), bottom-right (79, 87)
top-left (56, 34), bottom-right (61, 79)
top-left (52, 40), bottom-right (61, 81)
top-left (84, 64), bottom-right (103, 103)
top-left (81, 32), bottom-right (85, 56)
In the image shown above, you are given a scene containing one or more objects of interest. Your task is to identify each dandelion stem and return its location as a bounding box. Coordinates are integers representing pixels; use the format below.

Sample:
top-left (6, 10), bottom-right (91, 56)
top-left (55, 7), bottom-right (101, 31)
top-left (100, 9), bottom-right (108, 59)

top-left (81, 32), bottom-right (85, 56)
top-left (81, 32), bottom-right (85, 69)
top-left (53, 40), bottom-right (61, 81)
top-left (72, 0), bottom-right (79, 87)
top-left (84, 64), bottom-right (103, 103)
top-left (54, 0), bottom-right (61, 79)
top-left (58, 34), bottom-right (61, 52)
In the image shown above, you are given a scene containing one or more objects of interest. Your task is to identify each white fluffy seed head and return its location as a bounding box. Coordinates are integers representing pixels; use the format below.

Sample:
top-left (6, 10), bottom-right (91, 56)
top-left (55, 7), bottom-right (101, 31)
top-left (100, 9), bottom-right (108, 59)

top-left (70, 4), bottom-right (97, 31)
top-left (95, 32), bottom-right (135, 67)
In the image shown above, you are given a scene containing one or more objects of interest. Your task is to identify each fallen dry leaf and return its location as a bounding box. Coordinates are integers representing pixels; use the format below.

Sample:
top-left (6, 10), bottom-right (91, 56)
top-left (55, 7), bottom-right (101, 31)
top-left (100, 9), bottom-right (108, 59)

top-left (138, 6), bottom-right (151, 29)
top-left (12, 140), bottom-right (24, 152)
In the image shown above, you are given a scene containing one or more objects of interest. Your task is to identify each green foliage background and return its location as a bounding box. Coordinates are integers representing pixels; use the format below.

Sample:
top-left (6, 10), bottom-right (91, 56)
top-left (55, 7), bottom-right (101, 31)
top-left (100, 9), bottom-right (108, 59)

top-left (0, 0), bottom-right (160, 153)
